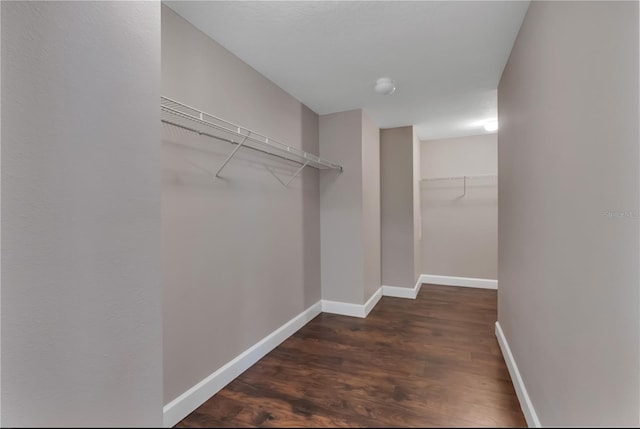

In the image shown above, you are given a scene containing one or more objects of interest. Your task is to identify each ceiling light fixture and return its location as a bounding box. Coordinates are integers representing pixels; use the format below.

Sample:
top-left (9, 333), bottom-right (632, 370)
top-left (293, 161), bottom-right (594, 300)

top-left (483, 119), bottom-right (498, 132)
top-left (374, 77), bottom-right (396, 95)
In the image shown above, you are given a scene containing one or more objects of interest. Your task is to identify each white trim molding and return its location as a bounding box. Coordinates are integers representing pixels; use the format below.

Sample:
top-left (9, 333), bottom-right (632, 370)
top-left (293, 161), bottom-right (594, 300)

top-left (322, 286), bottom-right (382, 318)
top-left (495, 322), bottom-right (541, 428)
top-left (162, 301), bottom-right (322, 427)
top-left (421, 274), bottom-right (498, 290)
top-left (382, 275), bottom-right (425, 299)
top-left (363, 287), bottom-right (382, 316)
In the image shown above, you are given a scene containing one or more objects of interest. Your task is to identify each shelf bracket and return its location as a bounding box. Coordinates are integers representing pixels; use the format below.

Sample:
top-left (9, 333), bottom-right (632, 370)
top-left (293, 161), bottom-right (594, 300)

top-left (285, 160), bottom-right (310, 186)
top-left (266, 159), bottom-right (310, 187)
top-left (215, 133), bottom-right (250, 178)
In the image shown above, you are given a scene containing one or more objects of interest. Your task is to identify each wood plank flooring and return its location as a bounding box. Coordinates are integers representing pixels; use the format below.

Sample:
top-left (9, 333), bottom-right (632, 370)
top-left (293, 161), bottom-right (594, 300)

top-left (176, 284), bottom-right (526, 428)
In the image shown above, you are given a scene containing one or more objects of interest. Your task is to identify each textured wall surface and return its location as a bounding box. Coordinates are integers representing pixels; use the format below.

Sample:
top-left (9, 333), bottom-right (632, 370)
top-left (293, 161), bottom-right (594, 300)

top-left (1, 2), bottom-right (162, 426)
top-left (498, 1), bottom-right (639, 425)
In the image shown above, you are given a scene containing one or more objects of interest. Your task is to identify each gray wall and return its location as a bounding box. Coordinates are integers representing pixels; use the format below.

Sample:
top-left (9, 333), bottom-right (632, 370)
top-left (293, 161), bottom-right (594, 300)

top-left (319, 109), bottom-right (380, 304)
top-left (162, 6), bottom-right (321, 405)
top-left (498, 1), bottom-right (639, 426)
top-left (1, 1), bottom-right (162, 426)
top-left (412, 132), bottom-right (422, 282)
top-left (421, 134), bottom-right (497, 279)
top-left (362, 111), bottom-right (381, 300)
top-left (380, 127), bottom-right (420, 288)
top-left (319, 110), bottom-right (364, 303)
top-left (0, 2), bottom-right (3, 419)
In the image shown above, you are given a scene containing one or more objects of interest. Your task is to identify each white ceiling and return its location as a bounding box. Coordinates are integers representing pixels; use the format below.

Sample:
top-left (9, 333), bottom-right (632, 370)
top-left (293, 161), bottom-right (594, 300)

top-left (165, 1), bottom-right (529, 140)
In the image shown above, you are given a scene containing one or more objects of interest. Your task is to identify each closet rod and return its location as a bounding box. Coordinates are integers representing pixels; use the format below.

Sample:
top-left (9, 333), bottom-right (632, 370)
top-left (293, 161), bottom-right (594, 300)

top-left (162, 119), bottom-right (312, 168)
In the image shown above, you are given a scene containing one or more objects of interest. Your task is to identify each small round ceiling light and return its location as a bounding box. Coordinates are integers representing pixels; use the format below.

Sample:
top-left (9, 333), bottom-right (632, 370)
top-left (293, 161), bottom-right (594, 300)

top-left (374, 77), bottom-right (396, 95)
top-left (483, 119), bottom-right (498, 132)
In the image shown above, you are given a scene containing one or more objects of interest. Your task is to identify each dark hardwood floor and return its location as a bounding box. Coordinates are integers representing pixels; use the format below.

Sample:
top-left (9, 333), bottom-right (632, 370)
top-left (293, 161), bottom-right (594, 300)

top-left (176, 284), bottom-right (526, 428)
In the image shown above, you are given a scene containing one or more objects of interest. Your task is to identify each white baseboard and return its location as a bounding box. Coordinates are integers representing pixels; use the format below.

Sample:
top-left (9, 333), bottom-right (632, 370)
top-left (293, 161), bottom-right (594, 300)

top-left (162, 301), bottom-right (322, 427)
top-left (495, 322), bottom-right (541, 428)
top-left (382, 275), bottom-right (425, 299)
top-left (322, 286), bottom-right (382, 318)
top-left (421, 274), bottom-right (498, 290)
top-left (363, 287), bottom-right (382, 316)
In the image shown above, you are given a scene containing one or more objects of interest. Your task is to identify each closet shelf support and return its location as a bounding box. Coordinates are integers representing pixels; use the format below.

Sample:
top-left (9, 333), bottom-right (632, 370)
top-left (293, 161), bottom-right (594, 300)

top-left (215, 133), bottom-right (250, 178)
top-left (266, 159), bottom-right (310, 187)
top-left (285, 160), bottom-right (310, 186)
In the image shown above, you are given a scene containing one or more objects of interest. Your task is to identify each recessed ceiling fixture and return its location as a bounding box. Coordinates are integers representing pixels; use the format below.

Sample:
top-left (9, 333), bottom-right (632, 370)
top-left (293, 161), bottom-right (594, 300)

top-left (483, 119), bottom-right (498, 132)
top-left (374, 77), bottom-right (396, 95)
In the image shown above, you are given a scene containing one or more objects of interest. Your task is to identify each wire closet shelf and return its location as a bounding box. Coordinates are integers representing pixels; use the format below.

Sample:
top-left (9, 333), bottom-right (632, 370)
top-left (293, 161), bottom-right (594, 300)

top-left (161, 96), bottom-right (343, 177)
top-left (421, 174), bottom-right (498, 182)
top-left (421, 175), bottom-right (497, 197)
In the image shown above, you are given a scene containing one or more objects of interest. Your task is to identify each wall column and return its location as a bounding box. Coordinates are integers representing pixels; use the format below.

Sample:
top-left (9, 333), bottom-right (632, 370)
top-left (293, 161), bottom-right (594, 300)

top-left (319, 110), bottom-right (380, 306)
top-left (380, 126), bottom-right (421, 290)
